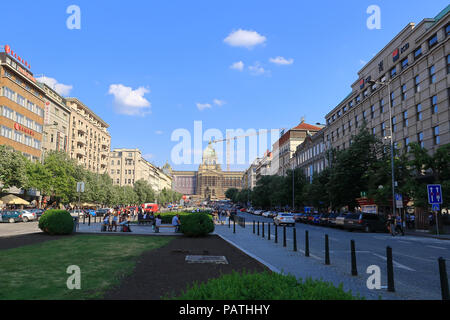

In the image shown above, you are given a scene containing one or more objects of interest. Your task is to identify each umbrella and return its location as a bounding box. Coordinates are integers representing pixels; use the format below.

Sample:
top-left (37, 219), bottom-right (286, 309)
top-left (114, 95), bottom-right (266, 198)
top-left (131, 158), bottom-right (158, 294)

top-left (0, 194), bottom-right (30, 205)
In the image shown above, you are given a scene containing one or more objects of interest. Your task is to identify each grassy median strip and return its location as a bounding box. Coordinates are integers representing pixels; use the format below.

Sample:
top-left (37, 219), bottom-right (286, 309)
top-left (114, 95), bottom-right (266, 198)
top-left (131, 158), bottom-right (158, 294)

top-left (0, 235), bottom-right (173, 300)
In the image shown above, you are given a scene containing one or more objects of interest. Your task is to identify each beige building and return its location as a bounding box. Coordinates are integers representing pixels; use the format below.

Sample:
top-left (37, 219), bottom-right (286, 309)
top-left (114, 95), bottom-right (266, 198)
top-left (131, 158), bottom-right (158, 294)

top-left (39, 83), bottom-right (71, 157)
top-left (325, 7), bottom-right (450, 156)
top-left (294, 128), bottom-right (328, 182)
top-left (66, 97), bottom-right (110, 174)
top-left (242, 157), bottom-right (260, 190)
top-left (109, 148), bottom-right (172, 193)
top-left (276, 121), bottom-right (323, 176)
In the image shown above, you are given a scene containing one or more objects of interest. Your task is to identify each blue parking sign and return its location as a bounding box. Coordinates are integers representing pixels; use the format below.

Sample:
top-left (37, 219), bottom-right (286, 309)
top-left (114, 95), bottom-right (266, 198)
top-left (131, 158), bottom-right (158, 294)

top-left (427, 185), bottom-right (443, 204)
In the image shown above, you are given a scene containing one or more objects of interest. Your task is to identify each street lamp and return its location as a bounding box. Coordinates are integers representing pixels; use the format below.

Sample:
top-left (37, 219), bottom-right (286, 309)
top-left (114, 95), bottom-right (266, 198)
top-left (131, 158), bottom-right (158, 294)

top-left (368, 79), bottom-right (397, 218)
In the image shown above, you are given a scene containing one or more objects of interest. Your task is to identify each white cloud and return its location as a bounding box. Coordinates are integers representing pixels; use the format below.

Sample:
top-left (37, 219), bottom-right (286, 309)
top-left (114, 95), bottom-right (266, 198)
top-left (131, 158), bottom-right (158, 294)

top-left (155, 130), bottom-right (164, 135)
top-left (213, 99), bottom-right (226, 106)
top-left (248, 62), bottom-right (267, 76)
top-left (230, 61), bottom-right (244, 71)
top-left (108, 84), bottom-right (151, 116)
top-left (269, 56), bottom-right (294, 65)
top-left (37, 76), bottom-right (73, 96)
top-left (196, 103), bottom-right (212, 111)
top-left (224, 29), bottom-right (266, 49)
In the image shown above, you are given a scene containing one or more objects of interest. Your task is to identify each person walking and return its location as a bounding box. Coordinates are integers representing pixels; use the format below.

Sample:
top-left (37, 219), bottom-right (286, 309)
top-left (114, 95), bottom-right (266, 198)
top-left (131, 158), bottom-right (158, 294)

top-left (387, 214), bottom-right (396, 236)
top-left (172, 214), bottom-right (181, 233)
top-left (395, 214), bottom-right (404, 236)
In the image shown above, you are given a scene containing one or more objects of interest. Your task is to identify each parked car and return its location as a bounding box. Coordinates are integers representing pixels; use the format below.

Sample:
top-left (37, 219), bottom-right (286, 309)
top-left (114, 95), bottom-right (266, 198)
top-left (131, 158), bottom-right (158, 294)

top-left (344, 213), bottom-right (388, 233)
top-left (253, 210), bottom-right (262, 216)
top-left (0, 210), bottom-right (23, 223)
top-left (96, 208), bottom-right (112, 217)
top-left (306, 214), bottom-right (316, 224)
top-left (293, 213), bottom-right (304, 222)
top-left (326, 212), bottom-right (340, 227)
top-left (273, 213), bottom-right (295, 226)
top-left (26, 208), bottom-right (45, 219)
top-left (299, 213), bottom-right (311, 224)
top-left (335, 212), bottom-right (351, 228)
top-left (268, 211), bottom-right (278, 218)
top-left (261, 211), bottom-right (270, 217)
top-left (318, 213), bottom-right (331, 226)
top-left (69, 209), bottom-right (86, 217)
top-left (19, 210), bottom-right (37, 222)
top-left (312, 214), bottom-right (321, 225)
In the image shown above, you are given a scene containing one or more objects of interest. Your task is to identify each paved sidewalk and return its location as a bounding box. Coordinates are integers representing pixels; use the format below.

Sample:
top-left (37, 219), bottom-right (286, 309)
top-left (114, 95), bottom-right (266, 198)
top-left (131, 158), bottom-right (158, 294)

top-left (214, 222), bottom-right (431, 300)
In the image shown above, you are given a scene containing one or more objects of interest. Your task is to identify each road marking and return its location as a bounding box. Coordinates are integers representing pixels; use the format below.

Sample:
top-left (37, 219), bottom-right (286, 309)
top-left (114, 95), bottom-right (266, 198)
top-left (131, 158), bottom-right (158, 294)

top-left (372, 253), bottom-right (416, 272)
top-left (395, 253), bottom-right (435, 263)
top-left (298, 249), bottom-right (321, 261)
top-left (427, 245), bottom-right (447, 250)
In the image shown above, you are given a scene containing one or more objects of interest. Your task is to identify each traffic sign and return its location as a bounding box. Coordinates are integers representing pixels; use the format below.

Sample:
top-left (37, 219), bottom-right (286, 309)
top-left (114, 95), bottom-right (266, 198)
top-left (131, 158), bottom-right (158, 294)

top-left (395, 194), bottom-right (403, 208)
top-left (432, 204), bottom-right (440, 212)
top-left (427, 184), bottom-right (443, 204)
top-left (77, 181), bottom-right (85, 193)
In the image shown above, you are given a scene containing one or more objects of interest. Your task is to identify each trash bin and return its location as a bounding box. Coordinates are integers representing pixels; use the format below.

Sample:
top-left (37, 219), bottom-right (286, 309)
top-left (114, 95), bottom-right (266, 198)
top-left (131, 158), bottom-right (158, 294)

top-left (73, 217), bottom-right (79, 233)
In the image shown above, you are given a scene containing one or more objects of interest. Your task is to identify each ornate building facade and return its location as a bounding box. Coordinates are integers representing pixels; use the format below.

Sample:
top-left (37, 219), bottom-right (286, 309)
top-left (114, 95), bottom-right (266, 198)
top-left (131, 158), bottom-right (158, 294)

top-left (172, 142), bottom-right (243, 200)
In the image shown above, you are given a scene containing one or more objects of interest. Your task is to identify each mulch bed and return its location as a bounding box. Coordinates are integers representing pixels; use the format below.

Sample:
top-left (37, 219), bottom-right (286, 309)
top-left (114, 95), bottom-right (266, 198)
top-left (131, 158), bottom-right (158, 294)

top-left (0, 232), bottom-right (74, 250)
top-left (103, 235), bottom-right (269, 300)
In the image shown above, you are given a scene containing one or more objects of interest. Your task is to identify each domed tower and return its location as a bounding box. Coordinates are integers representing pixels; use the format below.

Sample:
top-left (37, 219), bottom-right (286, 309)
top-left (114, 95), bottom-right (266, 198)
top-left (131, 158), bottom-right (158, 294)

top-left (197, 142), bottom-right (223, 200)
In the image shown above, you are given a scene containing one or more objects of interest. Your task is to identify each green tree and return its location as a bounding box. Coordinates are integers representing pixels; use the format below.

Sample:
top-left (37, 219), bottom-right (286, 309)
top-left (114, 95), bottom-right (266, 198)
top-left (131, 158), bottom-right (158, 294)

top-left (0, 145), bottom-right (29, 192)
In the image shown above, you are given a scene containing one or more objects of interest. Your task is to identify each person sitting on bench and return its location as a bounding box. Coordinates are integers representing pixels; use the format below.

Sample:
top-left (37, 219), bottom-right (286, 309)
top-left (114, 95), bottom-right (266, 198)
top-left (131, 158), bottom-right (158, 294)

top-left (102, 214), bottom-right (110, 232)
top-left (154, 215), bottom-right (162, 233)
top-left (172, 214), bottom-right (181, 233)
top-left (119, 215), bottom-right (131, 232)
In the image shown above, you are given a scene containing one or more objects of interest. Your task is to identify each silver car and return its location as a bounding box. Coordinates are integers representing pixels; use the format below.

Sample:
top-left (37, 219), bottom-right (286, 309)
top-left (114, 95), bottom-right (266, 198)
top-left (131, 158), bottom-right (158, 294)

top-left (273, 213), bottom-right (295, 226)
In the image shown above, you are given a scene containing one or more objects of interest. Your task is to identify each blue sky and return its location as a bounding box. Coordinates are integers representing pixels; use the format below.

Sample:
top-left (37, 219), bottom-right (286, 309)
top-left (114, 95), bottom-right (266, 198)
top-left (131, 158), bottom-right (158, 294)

top-left (1, 0), bottom-right (448, 171)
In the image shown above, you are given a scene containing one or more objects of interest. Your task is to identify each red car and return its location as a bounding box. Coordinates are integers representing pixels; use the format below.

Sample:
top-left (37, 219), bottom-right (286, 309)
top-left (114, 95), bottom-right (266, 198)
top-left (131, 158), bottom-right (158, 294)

top-left (240, 208), bottom-right (247, 212)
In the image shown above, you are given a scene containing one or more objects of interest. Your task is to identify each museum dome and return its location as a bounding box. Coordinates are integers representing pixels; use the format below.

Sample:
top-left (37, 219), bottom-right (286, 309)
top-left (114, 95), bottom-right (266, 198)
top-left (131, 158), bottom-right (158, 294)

top-left (202, 142), bottom-right (218, 165)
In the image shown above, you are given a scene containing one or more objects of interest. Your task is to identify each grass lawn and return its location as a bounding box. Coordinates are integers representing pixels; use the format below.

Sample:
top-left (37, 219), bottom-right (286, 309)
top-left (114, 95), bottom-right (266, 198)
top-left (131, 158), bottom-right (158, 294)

top-left (0, 235), bottom-right (173, 300)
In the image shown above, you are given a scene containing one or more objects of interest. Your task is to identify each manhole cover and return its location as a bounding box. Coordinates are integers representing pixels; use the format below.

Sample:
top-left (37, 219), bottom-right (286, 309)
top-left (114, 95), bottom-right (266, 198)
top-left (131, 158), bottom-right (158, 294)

top-left (185, 255), bottom-right (228, 264)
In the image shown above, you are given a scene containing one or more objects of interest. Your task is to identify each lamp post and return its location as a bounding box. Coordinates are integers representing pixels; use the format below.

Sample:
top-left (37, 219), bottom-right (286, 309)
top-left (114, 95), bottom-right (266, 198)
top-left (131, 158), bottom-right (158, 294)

top-left (369, 79), bottom-right (397, 218)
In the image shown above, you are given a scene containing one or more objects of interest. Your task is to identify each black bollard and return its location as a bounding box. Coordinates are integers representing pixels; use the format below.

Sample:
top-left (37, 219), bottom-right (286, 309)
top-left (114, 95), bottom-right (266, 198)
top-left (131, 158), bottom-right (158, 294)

top-left (305, 230), bottom-right (309, 257)
top-left (275, 224), bottom-right (278, 244)
top-left (283, 226), bottom-right (286, 247)
top-left (88, 214), bottom-right (91, 226)
top-left (351, 240), bottom-right (358, 276)
top-left (262, 222), bottom-right (265, 238)
top-left (387, 246), bottom-right (395, 292)
top-left (268, 223), bottom-right (271, 240)
top-left (243, 218), bottom-right (245, 229)
top-left (83, 214), bottom-right (85, 224)
top-left (257, 221), bottom-right (260, 236)
top-left (293, 228), bottom-right (297, 252)
top-left (233, 219), bottom-right (236, 233)
top-left (438, 257), bottom-right (449, 300)
top-left (253, 221), bottom-right (255, 234)
top-left (325, 234), bottom-right (330, 265)
top-left (228, 216), bottom-right (230, 228)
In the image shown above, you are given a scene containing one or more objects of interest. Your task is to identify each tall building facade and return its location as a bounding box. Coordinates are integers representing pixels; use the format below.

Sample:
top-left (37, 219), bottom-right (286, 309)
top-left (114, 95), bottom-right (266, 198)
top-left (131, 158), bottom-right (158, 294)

top-left (276, 121), bottom-right (323, 176)
top-left (66, 97), bottom-right (111, 174)
top-left (39, 83), bottom-right (71, 157)
top-left (0, 47), bottom-right (45, 162)
top-left (172, 142), bottom-right (244, 200)
top-left (324, 7), bottom-right (449, 156)
top-left (109, 148), bottom-right (173, 193)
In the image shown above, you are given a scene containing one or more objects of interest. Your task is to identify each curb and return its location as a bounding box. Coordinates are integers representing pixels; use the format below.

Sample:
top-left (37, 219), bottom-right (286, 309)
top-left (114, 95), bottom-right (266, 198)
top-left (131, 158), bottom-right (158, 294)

top-left (216, 233), bottom-right (282, 274)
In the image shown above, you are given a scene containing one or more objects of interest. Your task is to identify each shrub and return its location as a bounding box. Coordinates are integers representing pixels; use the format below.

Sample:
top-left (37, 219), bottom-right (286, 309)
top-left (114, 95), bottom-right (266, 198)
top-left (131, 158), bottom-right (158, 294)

top-left (168, 271), bottom-right (360, 300)
top-left (179, 213), bottom-right (214, 237)
top-left (38, 210), bottom-right (74, 235)
top-left (160, 211), bottom-right (212, 224)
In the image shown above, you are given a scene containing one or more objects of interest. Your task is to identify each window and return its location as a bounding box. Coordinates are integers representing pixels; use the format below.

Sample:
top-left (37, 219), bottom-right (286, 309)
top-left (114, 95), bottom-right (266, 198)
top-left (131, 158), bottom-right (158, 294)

top-left (431, 95), bottom-right (438, 114)
top-left (3, 87), bottom-right (15, 100)
top-left (380, 99), bottom-right (385, 113)
top-left (446, 24), bottom-right (450, 36)
top-left (17, 94), bottom-right (26, 107)
top-left (356, 95), bottom-right (361, 104)
top-left (401, 58), bottom-right (409, 70)
top-left (363, 89), bottom-right (368, 98)
top-left (355, 115), bottom-right (359, 128)
top-left (428, 34), bottom-right (438, 48)
top-left (416, 104), bottom-right (422, 121)
top-left (1, 126), bottom-right (12, 139)
top-left (447, 55), bottom-right (450, 74)
top-left (370, 105), bottom-right (375, 119)
top-left (403, 111), bottom-right (408, 127)
top-left (415, 75), bottom-right (421, 92)
top-left (372, 127), bottom-right (376, 135)
top-left (418, 132), bottom-right (424, 148)
top-left (2, 106), bottom-right (14, 120)
top-left (343, 106), bottom-right (347, 113)
top-left (337, 110), bottom-right (341, 118)
top-left (392, 116), bottom-right (397, 132)
top-left (14, 131), bottom-right (23, 143)
top-left (390, 91), bottom-right (395, 107)
top-left (348, 120), bottom-right (352, 131)
top-left (362, 110), bottom-right (367, 121)
top-left (434, 126), bottom-right (440, 145)
top-left (381, 122), bottom-right (386, 137)
top-left (390, 67), bottom-right (397, 78)
top-left (111, 160), bottom-right (114, 165)
top-left (33, 139), bottom-right (41, 150)
top-left (402, 84), bottom-right (407, 101)
top-left (429, 65), bottom-right (436, 84)
top-left (404, 137), bottom-right (410, 153)
top-left (414, 47), bottom-right (422, 60)
top-left (16, 113), bottom-right (25, 125)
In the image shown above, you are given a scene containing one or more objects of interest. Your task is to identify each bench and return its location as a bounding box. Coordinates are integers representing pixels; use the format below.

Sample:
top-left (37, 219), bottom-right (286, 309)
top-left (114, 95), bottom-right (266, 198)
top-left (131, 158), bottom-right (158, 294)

top-left (101, 223), bottom-right (131, 233)
top-left (154, 225), bottom-right (180, 233)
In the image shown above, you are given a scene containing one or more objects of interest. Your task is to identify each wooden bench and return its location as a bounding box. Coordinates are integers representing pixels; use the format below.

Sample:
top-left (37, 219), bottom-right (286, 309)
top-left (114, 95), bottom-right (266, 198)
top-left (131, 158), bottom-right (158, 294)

top-left (154, 225), bottom-right (180, 233)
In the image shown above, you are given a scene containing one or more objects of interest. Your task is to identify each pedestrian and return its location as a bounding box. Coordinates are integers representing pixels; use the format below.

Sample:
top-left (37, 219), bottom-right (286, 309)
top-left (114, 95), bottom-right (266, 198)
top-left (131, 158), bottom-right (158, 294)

top-left (410, 214), bottom-right (415, 229)
top-left (172, 214), bottom-right (181, 233)
top-left (154, 214), bottom-right (162, 233)
top-left (395, 214), bottom-right (404, 236)
top-left (387, 214), bottom-right (396, 236)
top-left (111, 212), bottom-right (119, 232)
top-left (428, 213), bottom-right (434, 226)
